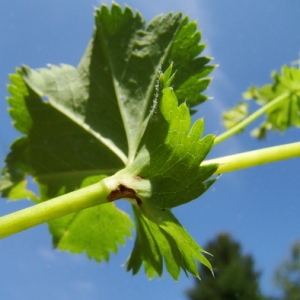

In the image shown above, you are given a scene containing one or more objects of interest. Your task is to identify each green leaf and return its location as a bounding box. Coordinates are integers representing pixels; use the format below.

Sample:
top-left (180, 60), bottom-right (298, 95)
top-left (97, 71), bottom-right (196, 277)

top-left (166, 18), bottom-right (213, 108)
top-left (122, 64), bottom-right (218, 209)
top-left (3, 72), bottom-right (124, 200)
top-left (2, 4), bottom-right (213, 198)
top-left (47, 175), bottom-right (133, 262)
top-left (112, 65), bottom-right (217, 278)
top-left (127, 203), bottom-right (213, 280)
top-left (1, 3), bottom-right (216, 278)
top-left (50, 203), bottom-right (133, 262)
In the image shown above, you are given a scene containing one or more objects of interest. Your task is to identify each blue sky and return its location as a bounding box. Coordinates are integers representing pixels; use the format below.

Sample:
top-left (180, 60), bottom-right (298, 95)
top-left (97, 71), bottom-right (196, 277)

top-left (1, 1), bottom-right (300, 299)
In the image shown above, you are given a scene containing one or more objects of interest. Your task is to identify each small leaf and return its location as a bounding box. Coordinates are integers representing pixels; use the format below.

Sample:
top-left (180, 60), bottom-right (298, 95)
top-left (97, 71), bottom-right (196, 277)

top-left (223, 102), bottom-right (248, 131)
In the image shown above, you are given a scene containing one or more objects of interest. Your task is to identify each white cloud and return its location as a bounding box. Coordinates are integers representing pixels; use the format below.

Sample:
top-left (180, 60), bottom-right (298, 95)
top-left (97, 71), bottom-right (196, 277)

top-left (72, 280), bottom-right (96, 293)
top-left (37, 247), bottom-right (57, 262)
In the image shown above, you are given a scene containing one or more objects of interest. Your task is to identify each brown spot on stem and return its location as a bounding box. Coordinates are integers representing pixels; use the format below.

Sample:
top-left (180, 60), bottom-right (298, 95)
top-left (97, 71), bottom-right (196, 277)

top-left (107, 184), bottom-right (142, 205)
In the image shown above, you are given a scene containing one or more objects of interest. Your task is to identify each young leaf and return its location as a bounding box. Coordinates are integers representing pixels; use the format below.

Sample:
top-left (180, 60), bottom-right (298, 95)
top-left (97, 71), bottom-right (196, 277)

top-left (246, 66), bottom-right (300, 138)
top-left (223, 65), bottom-right (300, 139)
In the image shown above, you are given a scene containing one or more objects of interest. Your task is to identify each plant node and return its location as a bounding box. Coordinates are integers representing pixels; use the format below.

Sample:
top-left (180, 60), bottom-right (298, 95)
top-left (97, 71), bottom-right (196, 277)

top-left (107, 184), bottom-right (142, 205)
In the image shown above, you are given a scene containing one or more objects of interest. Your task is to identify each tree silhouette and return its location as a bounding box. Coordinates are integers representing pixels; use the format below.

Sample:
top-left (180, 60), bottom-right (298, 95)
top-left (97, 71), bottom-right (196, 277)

top-left (186, 233), bottom-right (266, 300)
top-left (274, 241), bottom-right (300, 300)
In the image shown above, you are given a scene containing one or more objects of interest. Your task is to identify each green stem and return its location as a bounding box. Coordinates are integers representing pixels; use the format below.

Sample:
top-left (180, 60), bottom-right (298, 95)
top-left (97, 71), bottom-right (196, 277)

top-left (0, 180), bottom-right (111, 239)
top-left (214, 92), bottom-right (290, 145)
top-left (1, 142), bottom-right (299, 239)
top-left (203, 142), bottom-right (300, 174)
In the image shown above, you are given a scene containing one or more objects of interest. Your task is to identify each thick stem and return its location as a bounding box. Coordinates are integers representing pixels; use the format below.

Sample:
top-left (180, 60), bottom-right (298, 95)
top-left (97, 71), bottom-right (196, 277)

top-left (203, 142), bottom-right (300, 174)
top-left (214, 92), bottom-right (290, 145)
top-left (0, 180), bottom-right (111, 239)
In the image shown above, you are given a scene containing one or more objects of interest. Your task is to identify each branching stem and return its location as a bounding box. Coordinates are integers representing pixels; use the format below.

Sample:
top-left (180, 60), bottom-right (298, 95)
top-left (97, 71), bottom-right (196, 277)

top-left (1, 79), bottom-right (300, 241)
top-left (1, 142), bottom-right (299, 239)
top-left (214, 92), bottom-right (290, 144)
